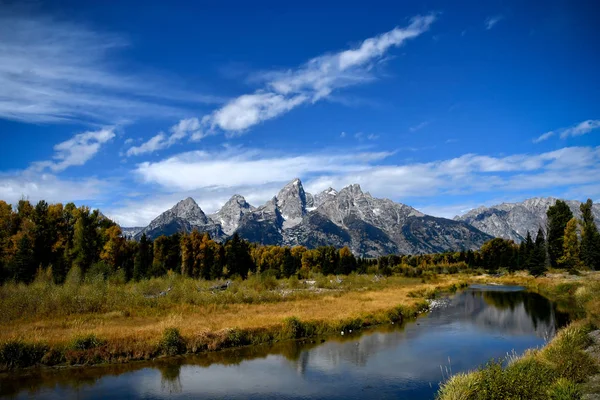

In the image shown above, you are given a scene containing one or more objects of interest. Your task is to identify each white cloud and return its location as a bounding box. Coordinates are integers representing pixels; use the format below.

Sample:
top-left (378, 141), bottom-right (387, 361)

top-left (149, 14), bottom-right (436, 144)
top-left (0, 172), bottom-right (107, 206)
top-left (211, 93), bottom-right (308, 133)
top-left (559, 119), bottom-right (600, 138)
top-left (485, 15), bottom-right (504, 30)
top-left (98, 145), bottom-right (600, 226)
top-left (134, 148), bottom-right (392, 191)
top-left (133, 145), bottom-right (600, 196)
top-left (126, 117), bottom-right (204, 156)
top-left (533, 119), bottom-right (600, 143)
top-left (533, 131), bottom-right (554, 143)
top-left (409, 121), bottom-right (430, 132)
top-left (31, 127), bottom-right (115, 172)
top-left (0, 9), bottom-right (221, 124)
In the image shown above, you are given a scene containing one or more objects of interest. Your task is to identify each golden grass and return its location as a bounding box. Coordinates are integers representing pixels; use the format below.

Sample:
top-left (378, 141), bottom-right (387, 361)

top-left (0, 274), bottom-right (467, 368)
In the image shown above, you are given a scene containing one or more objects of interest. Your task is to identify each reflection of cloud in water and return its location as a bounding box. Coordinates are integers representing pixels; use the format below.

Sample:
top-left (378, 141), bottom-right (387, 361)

top-left (2, 287), bottom-right (569, 400)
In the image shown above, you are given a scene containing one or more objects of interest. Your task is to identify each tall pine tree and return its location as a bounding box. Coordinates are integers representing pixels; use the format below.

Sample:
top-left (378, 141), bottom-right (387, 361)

top-left (580, 199), bottom-right (600, 270)
top-left (529, 228), bottom-right (547, 276)
top-left (547, 200), bottom-right (573, 268)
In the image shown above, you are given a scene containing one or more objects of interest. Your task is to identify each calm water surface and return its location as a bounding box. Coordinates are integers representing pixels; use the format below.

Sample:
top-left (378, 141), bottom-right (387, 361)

top-left (0, 285), bottom-right (569, 399)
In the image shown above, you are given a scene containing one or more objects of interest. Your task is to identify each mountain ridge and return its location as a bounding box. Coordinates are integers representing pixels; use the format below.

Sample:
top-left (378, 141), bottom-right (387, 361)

top-left (131, 178), bottom-right (493, 255)
top-left (455, 197), bottom-right (600, 242)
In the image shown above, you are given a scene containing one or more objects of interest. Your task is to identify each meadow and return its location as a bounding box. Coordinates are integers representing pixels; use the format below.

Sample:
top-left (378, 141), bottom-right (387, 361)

top-left (0, 268), bottom-right (466, 369)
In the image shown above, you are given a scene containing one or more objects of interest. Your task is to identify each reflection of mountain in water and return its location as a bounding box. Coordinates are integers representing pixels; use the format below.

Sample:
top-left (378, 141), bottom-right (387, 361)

top-left (289, 288), bottom-right (568, 375)
top-left (0, 287), bottom-right (570, 399)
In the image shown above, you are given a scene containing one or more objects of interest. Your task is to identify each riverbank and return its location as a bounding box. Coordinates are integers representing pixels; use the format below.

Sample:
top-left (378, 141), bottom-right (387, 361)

top-left (0, 273), bottom-right (467, 370)
top-left (438, 271), bottom-right (600, 399)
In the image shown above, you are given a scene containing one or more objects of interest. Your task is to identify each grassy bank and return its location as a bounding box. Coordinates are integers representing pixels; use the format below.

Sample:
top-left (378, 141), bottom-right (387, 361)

top-left (438, 272), bottom-right (600, 399)
top-left (0, 272), bottom-right (467, 370)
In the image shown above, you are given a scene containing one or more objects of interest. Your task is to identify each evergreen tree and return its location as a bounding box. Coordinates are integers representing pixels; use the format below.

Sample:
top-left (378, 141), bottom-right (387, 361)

top-left (520, 231), bottom-right (534, 271)
top-left (225, 233), bottom-right (253, 278)
top-left (11, 233), bottom-right (35, 282)
top-left (579, 199), bottom-right (600, 270)
top-left (282, 247), bottom-right (296, 277)
top-left (547, 200), bottom-right (573, 268)
top-left (133, 234), bottom-right (151, 280)
top-left (529, 228), bottom-right (547, 276)
top-left (337, 246), bottom-right (357, 275)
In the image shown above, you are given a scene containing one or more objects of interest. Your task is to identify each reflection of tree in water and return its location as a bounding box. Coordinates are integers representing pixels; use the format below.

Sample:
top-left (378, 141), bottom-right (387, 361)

top-left (158, 361), bottom-right (182, 394)
top-left (481, 290), bottom-right (569, 332)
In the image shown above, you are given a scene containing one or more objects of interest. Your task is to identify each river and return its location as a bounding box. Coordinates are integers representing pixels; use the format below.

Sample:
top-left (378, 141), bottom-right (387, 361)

top-left (0, 285), bottom-right (569, 399)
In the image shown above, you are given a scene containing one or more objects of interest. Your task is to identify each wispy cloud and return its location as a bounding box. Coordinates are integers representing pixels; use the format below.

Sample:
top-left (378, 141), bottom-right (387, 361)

top-left (127, 14), bottom-right (437, 155)
top-left (533, 131), bottom-right (555, 143)
top-left (533, 119), bottom-right (600, 143)
top-left (0, 9), bottom-right (221, 124)
top-left (126, 118), bottom-right (202, 156)
top-left (354, 132), bottom-right (379, 141)
top-left (30, 127), bottom-right (115, 172)
top-left (133, 145), bottom-right (600, 198)
top-left (65, 144), bottom-right (599, 226)
top-left (209, 15), bottom-right (435, 134)
top-left (485, 15), bottom-right (504, 30)
top-left (409, 121), bottom-right (430, 132)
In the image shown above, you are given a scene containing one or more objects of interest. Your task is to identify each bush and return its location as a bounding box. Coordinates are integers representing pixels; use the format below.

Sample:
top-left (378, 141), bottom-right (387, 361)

top-left (437, 372), bottom-right (479, 400)
top-left (0, 340), bottom-right (48, 369)
top-left (70, 334), bottom-right (105, 351)
top-left (281, 316), bottom-right (304, 339)
top-left (547, 378), bottom-right (581, 399)
top-left (159, 328), bottom-right (185, 356)
top-left (474, 357), bottom-right (556, 400)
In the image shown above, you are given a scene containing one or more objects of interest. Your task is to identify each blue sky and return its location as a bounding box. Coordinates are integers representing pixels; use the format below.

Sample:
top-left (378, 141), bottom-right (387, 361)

top-left (1, 0), bottom-right (599, 226)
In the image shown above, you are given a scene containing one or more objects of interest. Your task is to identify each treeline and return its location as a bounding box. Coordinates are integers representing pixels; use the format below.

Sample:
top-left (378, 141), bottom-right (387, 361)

top-left (1, 198), bottom-right (599, 284)
top-left (474, 199), bottom-right (600, 275)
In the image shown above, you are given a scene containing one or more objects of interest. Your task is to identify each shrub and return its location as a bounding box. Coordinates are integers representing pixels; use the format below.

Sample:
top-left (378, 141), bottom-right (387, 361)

top-left (437, 372), bottom-right (479, 400)
top-left (159, 328), bottom-right (186, 356)
top-left (0, 340), bottom-right (48, 369)
top-left (70, 334), bottom-right (105, 351)
top-left (282, 317), bottom-right (304, 339)
top-left (547, 378), bottom-right (581, 400)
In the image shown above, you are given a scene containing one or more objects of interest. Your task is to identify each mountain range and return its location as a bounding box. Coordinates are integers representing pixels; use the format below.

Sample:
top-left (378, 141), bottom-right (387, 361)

top-left (124, 179), bottom-right (599, 256)
top-left (455, 197), bottom-right (600, 242)
top-left (128, 179), bottom-right (492, 256)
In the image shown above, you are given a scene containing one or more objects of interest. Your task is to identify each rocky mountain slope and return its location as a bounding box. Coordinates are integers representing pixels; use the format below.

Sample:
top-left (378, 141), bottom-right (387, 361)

top-left (134, 197), bottom-right (223, 240)
top-left (131, 178), bottom-right (492, 256)
top-left (455, 197), bottom-right (600, 242)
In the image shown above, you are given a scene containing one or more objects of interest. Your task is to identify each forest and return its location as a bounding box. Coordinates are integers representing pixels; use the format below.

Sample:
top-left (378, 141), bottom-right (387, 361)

top-left (1, 198), bottom-right (599, 285)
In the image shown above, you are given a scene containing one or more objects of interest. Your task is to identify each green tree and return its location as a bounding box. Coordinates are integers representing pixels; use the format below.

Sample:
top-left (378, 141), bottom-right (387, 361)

top-left (282, 247), bottom-right (296, 277)
top-left (11, 233), bottom-right (35, 282)
top-left (337, 246), bottom-right (357, 275)
top-left (225, 233), bottom-right (253, 278)
top-left (579, 199), bottom-right (600, 270)
top-left (559, 218), bottom-right (581, 272)
top-left (519, 231), bottom-right (534, 271)
top-left (480, 238), bottom-right (517, 272)
top-left (133, 234), bottom-right (151, 280)
top-left (547, 200), bottom-right (573, 268)
top-left (529, 228), bottom-right (547, 276)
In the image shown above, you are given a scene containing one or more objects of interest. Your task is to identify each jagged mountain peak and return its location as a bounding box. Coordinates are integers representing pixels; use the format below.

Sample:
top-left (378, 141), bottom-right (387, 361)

top-left (276, 178), bottom-right (307, 229)
top-left (134, 196), bottom-right (222, 240)
top-left (210, 194), bottom-right (254, 236)
top-left (129, 179), bottom-right (497, 255)
top-left (224, 194), bottom-right (251, 207)
top-left (340, 183), bottom-right (364, 195)
top-left (456, 197), bottom-right (600, 242)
